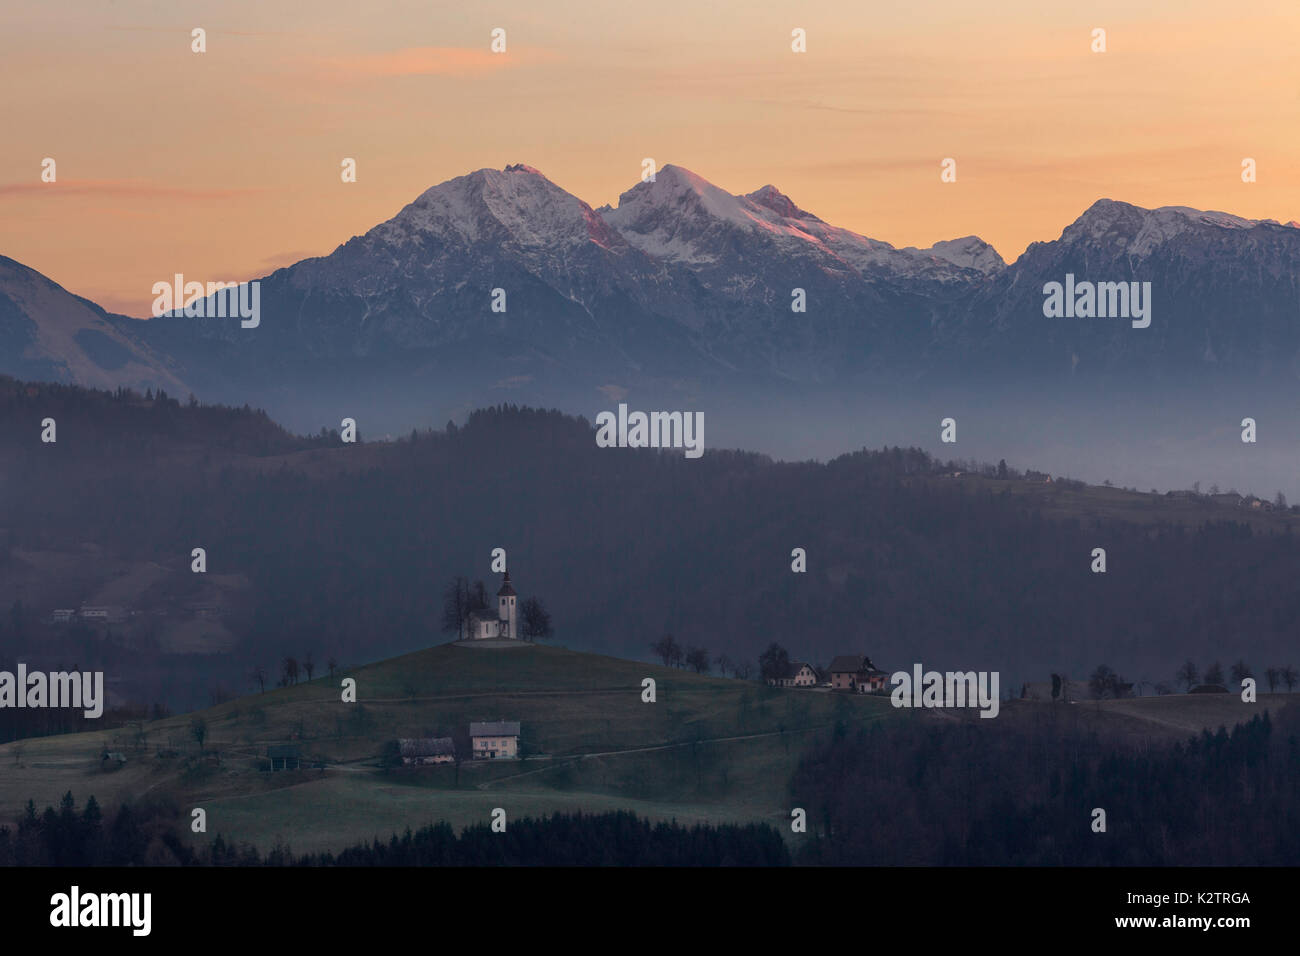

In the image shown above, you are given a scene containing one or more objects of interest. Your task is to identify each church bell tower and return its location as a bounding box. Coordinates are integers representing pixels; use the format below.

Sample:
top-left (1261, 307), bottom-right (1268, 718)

top-left (497, 570), bottom-right (518, 639)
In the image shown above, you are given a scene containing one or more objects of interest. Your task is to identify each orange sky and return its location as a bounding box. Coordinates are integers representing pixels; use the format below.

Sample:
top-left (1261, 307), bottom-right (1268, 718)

top-left (3, 0), bottom-right (1298, 316)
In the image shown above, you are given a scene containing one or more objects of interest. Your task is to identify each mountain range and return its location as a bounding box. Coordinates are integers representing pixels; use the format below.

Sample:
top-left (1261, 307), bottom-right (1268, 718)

top-left (5, 164), bottom-right (1300, 485)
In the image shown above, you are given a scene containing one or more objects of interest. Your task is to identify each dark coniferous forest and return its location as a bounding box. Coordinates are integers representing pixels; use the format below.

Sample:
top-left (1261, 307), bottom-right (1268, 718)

top-left (791, 706), bottom-right (1300, 866)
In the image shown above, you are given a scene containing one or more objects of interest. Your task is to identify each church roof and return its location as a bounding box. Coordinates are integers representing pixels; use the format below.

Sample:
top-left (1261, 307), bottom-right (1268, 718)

top-left (469, 608), bottom-right (500, 621)
top-left (497, 570), bottom-right (517, 597)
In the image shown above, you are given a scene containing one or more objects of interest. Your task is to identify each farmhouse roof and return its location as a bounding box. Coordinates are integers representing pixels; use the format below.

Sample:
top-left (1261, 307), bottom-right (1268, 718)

top-left (783, 661), bottom-right (812, 678)
top-left (829, 655), bottom-right (880, 674)
top-left (267, 744), bottom-right (301, 759)
top-left (398, 737), bottom-right (455, 758)
top-left (470, 721), bottom-right (520, 737)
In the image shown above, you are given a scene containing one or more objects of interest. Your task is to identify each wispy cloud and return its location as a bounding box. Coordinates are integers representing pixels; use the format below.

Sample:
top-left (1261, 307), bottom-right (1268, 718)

top-left (0, 180), bottom-right (267, 200)
top-left (104, 26), bottom-right (293, 37)
top-left (317, 46), bottom-right (555, 78)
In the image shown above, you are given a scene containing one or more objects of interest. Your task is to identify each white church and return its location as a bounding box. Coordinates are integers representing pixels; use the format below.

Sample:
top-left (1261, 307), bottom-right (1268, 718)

top-left (461, 571), bottom-right (519, 641)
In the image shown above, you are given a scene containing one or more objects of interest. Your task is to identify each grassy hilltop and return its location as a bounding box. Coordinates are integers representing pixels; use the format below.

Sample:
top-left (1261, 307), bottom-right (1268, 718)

top-left (1, 639), bottom-right (1291, 860)
top-left (0, 642), bottom-right (892, 854)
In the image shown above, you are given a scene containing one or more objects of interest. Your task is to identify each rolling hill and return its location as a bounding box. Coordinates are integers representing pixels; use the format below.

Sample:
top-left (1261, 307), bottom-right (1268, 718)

top-left (0, 639), bottom-right (1290, 858)
top-left (0, 641), bottom-right (893, 854)
top-left (3, 388), bottom-right (1298, 713)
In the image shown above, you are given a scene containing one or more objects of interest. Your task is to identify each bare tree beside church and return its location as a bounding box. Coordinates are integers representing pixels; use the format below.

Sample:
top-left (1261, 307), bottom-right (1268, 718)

top-left (520, 597), bottom-right (552, 641)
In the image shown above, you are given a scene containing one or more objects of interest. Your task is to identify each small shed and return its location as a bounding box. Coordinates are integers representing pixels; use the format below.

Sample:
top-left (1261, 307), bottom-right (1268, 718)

top-left (267, 744), bottom-right (302, 771)
top-left (100, 750), bottom-right (127, 770)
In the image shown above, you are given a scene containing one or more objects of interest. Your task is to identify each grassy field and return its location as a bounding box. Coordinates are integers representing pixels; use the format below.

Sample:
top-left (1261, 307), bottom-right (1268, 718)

top-left (0, 641), bottom-right (1290, 856)
top-left (0, 642), bottom-right (891, 853)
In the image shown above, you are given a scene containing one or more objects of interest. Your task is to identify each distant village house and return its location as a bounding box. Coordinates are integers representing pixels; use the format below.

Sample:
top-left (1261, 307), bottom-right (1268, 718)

top-left (78, 606), bottom-right (128, 625)
top-left (768, 661), bottom-right (819, 688)
top-left (470, 721), bottom-right (520, 759)
top-left (398, 737), bottom-right (456, 765)
top-left (829, 655), bottom-right (889, 693)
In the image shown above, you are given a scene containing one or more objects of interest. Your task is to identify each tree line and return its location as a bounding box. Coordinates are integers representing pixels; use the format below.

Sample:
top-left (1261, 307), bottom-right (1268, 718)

top-left (0, 799), bottom-right (788, 867)
top-left (790, 704), bottom-right (1300, 865)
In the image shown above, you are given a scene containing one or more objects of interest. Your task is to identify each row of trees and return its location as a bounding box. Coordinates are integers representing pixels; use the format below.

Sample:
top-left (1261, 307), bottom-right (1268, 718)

top-left (646, 637), bottom-right (806, 683)
top-left (1082, 659), bottom-right (1300, 699)
top-left (1175, 659), bottom-right (1298, 692)
top-left (245, 654), bottom-right (341, 694)
top-left (648, 633), bottom-right (756, 679)
top-left (0, 796), bottom-right (788, 867)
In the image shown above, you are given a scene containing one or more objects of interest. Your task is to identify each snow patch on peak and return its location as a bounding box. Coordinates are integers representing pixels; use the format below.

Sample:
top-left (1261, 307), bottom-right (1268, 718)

top-left (602, 165), bottom-right (1001, 278)
top-left (922, 236), bottom-right (1005, 275)
top-left (603, 165), bottom-right (828, 263)
top-left (1151, 205), bottom-right (1258, 230)
top-left (746, 184), bottom-right (813, 221)
top-left (1068, 198), bottom-right (1268, 252)
top-left (614, 165), bottom-right (755, 225)
top-left (374, 164), bottom-right (617, 251)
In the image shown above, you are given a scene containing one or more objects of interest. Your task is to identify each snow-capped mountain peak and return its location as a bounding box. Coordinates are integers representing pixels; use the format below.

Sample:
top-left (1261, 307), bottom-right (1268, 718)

top-left (918, 236), bottom-right (1006, 274)
top-left (744, 184), bottom-right (813, 220)
top-left (1059, 198), bottom-right (1282, 259)
top-left (373, 164), bottom-right (621, 252)
top-left (599, 163), bottom-right (992, 277)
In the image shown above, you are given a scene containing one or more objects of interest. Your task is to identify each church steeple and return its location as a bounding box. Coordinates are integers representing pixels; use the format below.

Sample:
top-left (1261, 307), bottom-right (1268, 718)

top-left (497, 570), bottom-right (518, 639)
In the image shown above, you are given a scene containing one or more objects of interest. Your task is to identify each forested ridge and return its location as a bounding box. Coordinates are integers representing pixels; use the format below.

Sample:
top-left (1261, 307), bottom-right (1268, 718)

top-left (1, 377), bottom-right (1297, 708)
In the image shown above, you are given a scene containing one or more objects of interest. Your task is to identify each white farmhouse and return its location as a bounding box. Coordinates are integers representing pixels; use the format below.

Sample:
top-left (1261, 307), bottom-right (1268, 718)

top-left (470, 721), bottom-right (520, 760)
